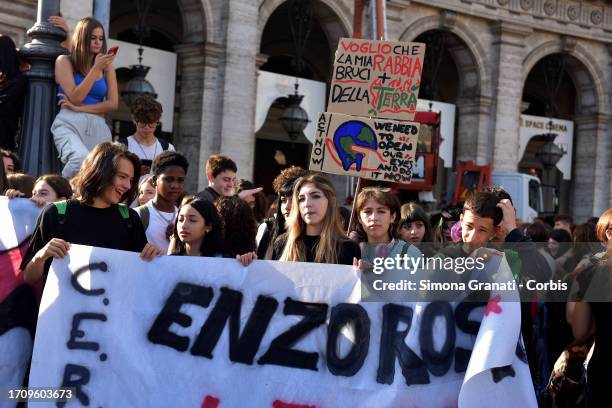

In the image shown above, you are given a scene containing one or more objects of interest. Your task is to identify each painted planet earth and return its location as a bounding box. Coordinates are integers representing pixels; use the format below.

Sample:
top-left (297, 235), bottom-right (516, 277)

top-left (333, 121), bottom-right (377, 171)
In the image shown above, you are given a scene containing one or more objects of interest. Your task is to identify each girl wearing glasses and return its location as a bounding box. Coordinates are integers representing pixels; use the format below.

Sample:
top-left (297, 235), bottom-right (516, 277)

top-left (352, 187), bottom-right (421, 271)
top-left (272, 173), bottom-right (360, 265)
top-left (52, 17), bottom-right (118, 178)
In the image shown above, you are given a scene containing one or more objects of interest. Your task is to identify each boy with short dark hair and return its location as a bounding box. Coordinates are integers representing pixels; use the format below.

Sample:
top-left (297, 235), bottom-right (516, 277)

top-left (135, 150), bottom-right (189, 253)
top-left (437, 190), bottom-right (550, 282)
top-left (459, 191), bottom-right (503, 253)
top-left (196, 154), bottom-right (238, 202)
top-left (553, 214), bottom-right (573, 234)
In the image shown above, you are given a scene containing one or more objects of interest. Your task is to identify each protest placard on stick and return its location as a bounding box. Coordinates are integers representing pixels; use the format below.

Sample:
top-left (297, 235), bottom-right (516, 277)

top-left (309, 112), bottom-right (419, 184)
top-left (328, 38), bottom-right (425, 121)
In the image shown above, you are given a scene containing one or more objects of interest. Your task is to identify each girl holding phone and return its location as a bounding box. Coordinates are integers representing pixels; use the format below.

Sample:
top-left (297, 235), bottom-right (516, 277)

top-left (52, 17), bottom-right (118, 178)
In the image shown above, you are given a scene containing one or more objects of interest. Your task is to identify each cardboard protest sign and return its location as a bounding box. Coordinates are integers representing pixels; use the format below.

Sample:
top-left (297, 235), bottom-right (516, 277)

top-left (309, 111), bottom-right (419, 183)
top-left (28, 245), bottom-right (536, 407)
top-left (328, 38), bottom-right (425, 121)
top-left (0, 198), bottom-right (41, 408)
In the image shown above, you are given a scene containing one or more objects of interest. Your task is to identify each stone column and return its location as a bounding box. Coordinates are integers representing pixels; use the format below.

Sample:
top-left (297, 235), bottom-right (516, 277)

top-left (93, 0), bottom-right (110, 35)
top-left (196, 42), bottom-right (224, 191)
top-left (489, 22), bottom-right (532, 171)
top-left (608, 45), bottom-right (612, 209)
top-left (572, 113), bottom-right (609, 221)
top-left (455, 95), bottom-right (494, 165)
top-left (174, 42), bottom-right (206, 194)
top-left (593, 114), bottom-right (610, 217)
top-left (19, 0), bottom-right (66, 176)
top-left (217, 0), bottom-right (259, 180)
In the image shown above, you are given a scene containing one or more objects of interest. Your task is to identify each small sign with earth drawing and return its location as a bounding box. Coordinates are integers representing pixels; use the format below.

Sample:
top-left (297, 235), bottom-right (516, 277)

top-left (309, 112), bottom-right (419, 184)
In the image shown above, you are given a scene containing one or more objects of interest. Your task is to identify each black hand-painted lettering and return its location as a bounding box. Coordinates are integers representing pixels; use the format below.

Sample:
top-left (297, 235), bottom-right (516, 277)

top-left (419, 302), bottom-right (455, 376)
top-left (377, 303), bottom-right (430, 386)
top-left (190, 288), bottom-right (278, 364)
top-left (67, 313), bottom-right (107, 350)
top-left (454, 301), bottom-right (485, 373)
top-left (454, 348), bottom-right (471, 373)
top-left (326, 303), bottom-right (370, 377)
top-left (258, 298), bottom-right (328, 371)
top-left (71, 262), bottom-right (108, 296)
top-left (147, 282), bottom-right (213, 352)
top-left (491, 365), bottom-right (516, 383)
top-left (57, 364), bottom-right (90, 407)
top-left (455, 301), bottom-right (486, 335)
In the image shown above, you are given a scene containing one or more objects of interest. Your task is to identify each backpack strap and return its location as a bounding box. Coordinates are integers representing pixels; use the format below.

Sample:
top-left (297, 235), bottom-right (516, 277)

top-left (117, 203), bottom-right (129, 219)
top-left (158, 138), bottom-right (169, 151)
top-left (134, 204), bottom-right (150, 231)
top-left (117, 203), bottom-right (133, 229)
top-left (53, 200), bottom-right (68, 225)
top-left (400, 242), bottom-right (411, 257)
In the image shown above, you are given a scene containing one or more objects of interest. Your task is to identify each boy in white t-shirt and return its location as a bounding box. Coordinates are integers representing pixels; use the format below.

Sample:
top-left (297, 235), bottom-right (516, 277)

top-left (135, 151), bottom-right (188, 253)
top-left (119, 95), bottom-right (175, 176)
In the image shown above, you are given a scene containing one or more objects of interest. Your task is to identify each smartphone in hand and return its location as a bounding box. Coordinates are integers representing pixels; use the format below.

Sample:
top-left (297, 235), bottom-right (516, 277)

top-left (108, 46), bottom-right (119, 56)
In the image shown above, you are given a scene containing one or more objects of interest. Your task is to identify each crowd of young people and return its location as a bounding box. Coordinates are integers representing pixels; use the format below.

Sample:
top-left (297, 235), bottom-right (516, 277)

top-left (2, 15), bottom-right (612, 408)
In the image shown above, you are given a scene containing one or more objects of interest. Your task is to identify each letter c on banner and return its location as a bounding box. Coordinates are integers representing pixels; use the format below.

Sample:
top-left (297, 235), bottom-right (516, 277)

top-left (326, 303), bottom-right (370, 377)
top-left (71, 262), bottom-right (109, 296)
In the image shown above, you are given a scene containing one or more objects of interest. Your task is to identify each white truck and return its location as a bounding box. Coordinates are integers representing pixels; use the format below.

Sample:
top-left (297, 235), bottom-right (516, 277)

top-left (491, 171), bottom-right (543, 223)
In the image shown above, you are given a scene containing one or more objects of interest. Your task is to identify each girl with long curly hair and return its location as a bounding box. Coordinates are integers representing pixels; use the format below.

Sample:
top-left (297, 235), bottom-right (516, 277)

top-left (272, 173), bottom-right (360, 265)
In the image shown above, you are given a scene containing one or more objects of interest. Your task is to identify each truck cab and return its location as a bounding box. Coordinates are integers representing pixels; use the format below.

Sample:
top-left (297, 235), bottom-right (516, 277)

top-left (491, 171), bottom-right (543, 223)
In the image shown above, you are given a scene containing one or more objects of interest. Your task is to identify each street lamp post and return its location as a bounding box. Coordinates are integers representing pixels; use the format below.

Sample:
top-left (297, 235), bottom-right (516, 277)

top-left (121, 0), bottom-right (157, 108)
top-left (18, 0), bottom-right (66, 176)
top-left (535, 122), bottom-right (565, 214)
top-left (280, 83), bottom-right (310, 140)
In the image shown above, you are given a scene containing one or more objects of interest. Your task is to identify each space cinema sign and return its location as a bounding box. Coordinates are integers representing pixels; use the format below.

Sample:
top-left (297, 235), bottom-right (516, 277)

top-left (27, 245), bottom-right (536, 407)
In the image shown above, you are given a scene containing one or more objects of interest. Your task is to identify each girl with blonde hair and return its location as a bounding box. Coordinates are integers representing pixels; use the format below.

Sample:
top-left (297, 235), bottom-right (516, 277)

top-left (272, 173), bottom-right (360, 265)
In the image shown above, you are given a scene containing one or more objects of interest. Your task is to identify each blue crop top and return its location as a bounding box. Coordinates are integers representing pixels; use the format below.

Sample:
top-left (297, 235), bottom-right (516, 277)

top-left (57, 72), bottom-right (107, 105)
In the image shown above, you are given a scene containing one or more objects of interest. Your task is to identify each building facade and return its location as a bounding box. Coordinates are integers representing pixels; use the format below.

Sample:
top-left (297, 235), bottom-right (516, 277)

top-left (2, 0), bottom-right (611, 221)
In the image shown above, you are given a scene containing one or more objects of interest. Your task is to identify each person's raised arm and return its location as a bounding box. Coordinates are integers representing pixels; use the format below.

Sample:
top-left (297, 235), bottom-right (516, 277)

top-left (61, 66), bottom-right (118, 114)
top-left (48, 14), bottom-right (70, 50)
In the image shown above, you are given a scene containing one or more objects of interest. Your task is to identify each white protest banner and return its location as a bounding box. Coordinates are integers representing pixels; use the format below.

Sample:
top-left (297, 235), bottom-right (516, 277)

top-left (309, 111), bottom-right (419, 184)
top-left (0, 198), bottom-right (41, 408)
top-left (328, 38), bottom-right (425, 121)
top-left (29, 245), bottom-right (536, 407)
